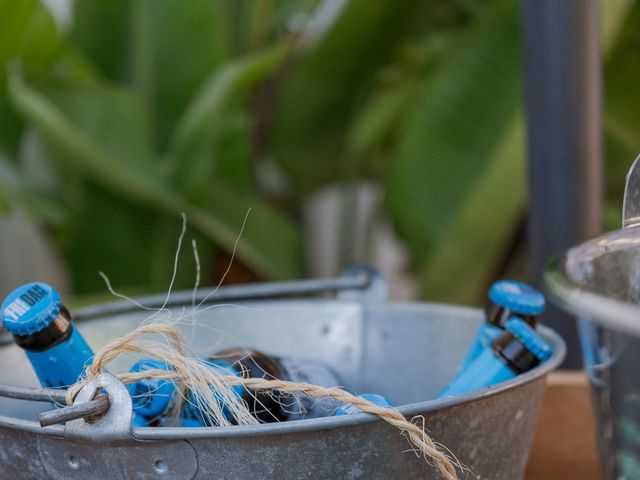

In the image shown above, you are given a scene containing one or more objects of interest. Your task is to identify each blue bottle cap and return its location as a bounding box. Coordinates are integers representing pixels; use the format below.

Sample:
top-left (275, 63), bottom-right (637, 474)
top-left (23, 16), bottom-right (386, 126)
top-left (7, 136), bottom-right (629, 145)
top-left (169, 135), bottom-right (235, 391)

top-left (488, 280), bottom-right (545, 316)
top-left (1, 282), bottom-right (62, 335)
top-left (505, 317), bottom-right (553, 362)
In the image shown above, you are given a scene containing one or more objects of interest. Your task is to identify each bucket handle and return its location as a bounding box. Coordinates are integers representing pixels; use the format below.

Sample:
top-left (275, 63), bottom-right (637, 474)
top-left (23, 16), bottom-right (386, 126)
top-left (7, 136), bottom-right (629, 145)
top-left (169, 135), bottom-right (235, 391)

top-left (72, 264), bottom-right (388, 321)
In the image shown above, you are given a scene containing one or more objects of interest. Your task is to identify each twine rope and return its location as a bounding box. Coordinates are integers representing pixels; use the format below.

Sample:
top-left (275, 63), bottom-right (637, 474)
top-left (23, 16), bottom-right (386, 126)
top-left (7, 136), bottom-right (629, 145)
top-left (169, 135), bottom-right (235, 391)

top-left (66, 324), bottom-right (458, 480)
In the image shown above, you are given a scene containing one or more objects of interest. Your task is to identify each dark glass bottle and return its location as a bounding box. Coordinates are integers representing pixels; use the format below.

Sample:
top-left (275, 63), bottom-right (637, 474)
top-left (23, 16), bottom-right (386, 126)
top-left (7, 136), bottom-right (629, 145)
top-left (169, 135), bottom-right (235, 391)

top-left (183, 348), bottom-right (342, 425)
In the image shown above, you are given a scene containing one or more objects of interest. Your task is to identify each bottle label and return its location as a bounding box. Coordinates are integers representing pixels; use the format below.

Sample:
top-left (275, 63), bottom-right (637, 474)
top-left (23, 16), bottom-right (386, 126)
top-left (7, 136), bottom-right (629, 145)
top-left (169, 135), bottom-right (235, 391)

top-left (275, 356), bottom-right (341, 420)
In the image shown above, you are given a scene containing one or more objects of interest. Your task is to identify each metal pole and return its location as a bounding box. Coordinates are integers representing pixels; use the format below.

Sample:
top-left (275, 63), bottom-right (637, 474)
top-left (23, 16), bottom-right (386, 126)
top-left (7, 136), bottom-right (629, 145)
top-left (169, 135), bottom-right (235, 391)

top-left (521, 0), bottom-right (603, 368)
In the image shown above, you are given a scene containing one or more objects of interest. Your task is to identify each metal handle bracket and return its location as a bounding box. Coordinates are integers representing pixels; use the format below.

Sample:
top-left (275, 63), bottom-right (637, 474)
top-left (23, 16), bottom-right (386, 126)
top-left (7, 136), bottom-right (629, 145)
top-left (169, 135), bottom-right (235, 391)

top-left (64, 373), bottom-right (132, 444)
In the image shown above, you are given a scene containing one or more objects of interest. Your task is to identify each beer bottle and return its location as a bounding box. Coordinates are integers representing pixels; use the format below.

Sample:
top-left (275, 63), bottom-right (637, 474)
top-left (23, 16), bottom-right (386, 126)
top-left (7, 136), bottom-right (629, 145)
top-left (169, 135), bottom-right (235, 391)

top-left (1, 282), bottom-right (93, 388)
top-left (459, 280), bottom-right (545, 371)
top-left (437, 317), bottom-right (553, 398)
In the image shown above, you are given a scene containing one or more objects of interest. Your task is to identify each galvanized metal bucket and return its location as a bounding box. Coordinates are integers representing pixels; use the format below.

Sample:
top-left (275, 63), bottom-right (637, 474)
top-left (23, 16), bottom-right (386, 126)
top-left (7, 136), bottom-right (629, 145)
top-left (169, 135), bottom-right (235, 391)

top-left (546, 155), bottom-right (640, 479)
top-left (0, 266), bottom-right (564, 479)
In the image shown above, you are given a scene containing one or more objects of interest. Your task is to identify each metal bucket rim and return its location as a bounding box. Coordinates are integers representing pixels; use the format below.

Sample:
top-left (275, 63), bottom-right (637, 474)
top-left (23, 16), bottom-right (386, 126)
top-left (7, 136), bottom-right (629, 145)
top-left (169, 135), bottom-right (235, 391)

top-left (544, 226), bottom-right (640, 336)
top-left (0, 298), bottom-right (565, 440)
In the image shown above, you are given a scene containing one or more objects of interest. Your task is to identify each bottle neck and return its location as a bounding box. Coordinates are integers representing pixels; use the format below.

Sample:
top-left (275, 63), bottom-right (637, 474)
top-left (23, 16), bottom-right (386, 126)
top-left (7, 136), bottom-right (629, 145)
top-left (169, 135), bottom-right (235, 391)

top-left (492, 332), bottom-right (540, 374)
top-left (12, 306), bottom-right (73, 352)
top-left (486, 304), bottom-right (537, 328)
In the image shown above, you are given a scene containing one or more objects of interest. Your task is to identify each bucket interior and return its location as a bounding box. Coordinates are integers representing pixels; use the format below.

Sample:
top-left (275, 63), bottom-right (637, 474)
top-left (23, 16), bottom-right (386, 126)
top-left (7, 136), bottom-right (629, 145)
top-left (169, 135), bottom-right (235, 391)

top-left (0, 300), bottom-right (485, 421)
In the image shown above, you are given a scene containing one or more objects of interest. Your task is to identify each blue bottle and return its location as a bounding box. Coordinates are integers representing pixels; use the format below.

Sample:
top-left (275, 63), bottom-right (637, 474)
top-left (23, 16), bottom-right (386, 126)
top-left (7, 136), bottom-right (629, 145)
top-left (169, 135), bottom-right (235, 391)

top-left (127, 358), bottom-right (176, 421)
top-left (181, 358), bottom-right (245, 426)
top-left (180, 416), bottom-right (206, 427)
top-left (127, 356), bottom-right (247, 427)
top-left (334, 393), bottom-right (393, 416)
top-left (459, 280), bottom-right (545, 372)
top-left (437, 317), bottom-right (553, 398)
top-left (132, 412), bottom-right (150, 427)
top-left (1, 282), bottom-right (94, 388)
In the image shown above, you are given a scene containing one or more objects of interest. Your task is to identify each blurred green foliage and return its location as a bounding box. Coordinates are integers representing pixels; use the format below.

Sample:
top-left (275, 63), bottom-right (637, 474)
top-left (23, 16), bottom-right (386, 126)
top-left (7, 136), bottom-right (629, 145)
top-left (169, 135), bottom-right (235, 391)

top-left (0, 0), bottom-right (638, 303)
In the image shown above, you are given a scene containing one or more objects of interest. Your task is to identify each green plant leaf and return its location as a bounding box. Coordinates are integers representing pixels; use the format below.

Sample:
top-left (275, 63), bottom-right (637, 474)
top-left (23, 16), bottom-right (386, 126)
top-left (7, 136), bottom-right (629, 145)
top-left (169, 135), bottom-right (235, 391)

top-left (603, 0), bottom-right (640, 228)
top-left (7, 73), bottom-right (170, 292)
top-left (271, 0), bottom-right (444, 194)
top-left (71, 0), bottom-right (231, 150)
top-left (0, 0), bottom-right (61, 157)
top-left (188, 181), bottom-right (303, 281)
top-left (132, 0), bottom-right (231, 149)
top-left (222, 0), bottom-right (319, 52)
top-left (602, 0), bottom-right (636, 53)
top-left (211, 111), bottom-right (253, 191)
top-left (421, 116), bottom-right (526, 304)
top-left (0, 0), bottom-right (61, 67)
top-left (388, 2), bottom-right (522, 269)
top-left (58, 185), bottom-right (160, 293)
top-left (166, 43), bottom-right (289, 193)
top-left (42, 83), bottom-right (156, 171)
top-left (8, 72), bottom-right (171, 203)
top-left (169, 43), bottom-right (288, 156)
top-left (0, 87), bottom-right (23, 158)
top-left (0, 1), bottom-right (35, 65)
top-left (70, 0), bottom-right (130, 82)
top-left (0, 152), bottom-right (67, 223)
top-left (343, 32), bottom-right (465, 177)
top-left (346, 78), bottom-right (418, 160)
top-left (9, 73), bottom-right (302, 280)
top-left (389, 0), bottom-right (634, 304)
